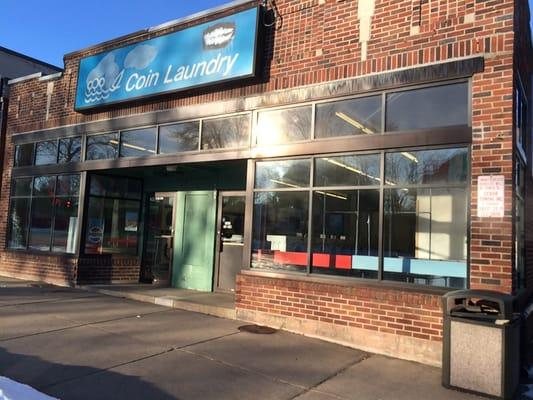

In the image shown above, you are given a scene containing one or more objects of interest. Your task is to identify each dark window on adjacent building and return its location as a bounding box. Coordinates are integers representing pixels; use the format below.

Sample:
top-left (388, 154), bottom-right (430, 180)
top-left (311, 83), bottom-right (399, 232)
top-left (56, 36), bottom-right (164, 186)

top-left (58, 137), bottom-right (82, 163)
top-left (14, 143), bottom-right (35, 167)
top-left (201, 115), bottom-right (250, 150)
top-left (84, 175), bottom-right (142, 256)
top-left (385, 83), bottom-right (469, 132)
top-left (515, 159), bottom-right (526, 288)
top-left (515, 81), bottom-right (528, 160)
top-left (7, 174), bottom-right (80, 254)
top-left (120, 127), bottom-right (157, 158)
top-left (86, 133), bottom-right (119, 160)
top-left (34, 140), bottom-right (58, 166)
top-left (159, 122), bottom-right (200, 154)
top-left (256, 106), bottom-right (312, 145)
top-left (315, 96), bottom-right (382, 138)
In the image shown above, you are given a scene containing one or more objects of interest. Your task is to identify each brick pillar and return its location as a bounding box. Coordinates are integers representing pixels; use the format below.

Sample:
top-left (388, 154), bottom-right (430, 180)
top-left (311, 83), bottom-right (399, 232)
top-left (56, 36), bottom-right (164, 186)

top-left (470, 55), bottom-right (514, 293)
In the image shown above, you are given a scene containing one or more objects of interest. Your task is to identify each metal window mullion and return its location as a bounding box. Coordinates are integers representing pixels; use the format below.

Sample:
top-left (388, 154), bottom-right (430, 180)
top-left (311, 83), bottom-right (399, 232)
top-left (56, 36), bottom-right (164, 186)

top-left (306, 159), bottom-right (314, 275)
top-left (198, 119), bottom-right (203, 151)
top-left (155, 126), bottom-right (161, 154)
top-left (381, 93), bottom-right (387, 133)
top-left (243, 159), bottom-right (255, 270)
top-left (310, 103), bottom-right (316, 140)
top-left (378, 151), bottom-right (385, 281)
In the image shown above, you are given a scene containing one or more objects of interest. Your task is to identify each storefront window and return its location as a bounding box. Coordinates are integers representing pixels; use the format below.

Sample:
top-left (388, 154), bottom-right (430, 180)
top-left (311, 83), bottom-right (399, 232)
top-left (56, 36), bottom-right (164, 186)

top-left (14, 143), bottom-right (35, 167)
top-left (86, 132), bottom-right (119, 160)
top-left (255, 159), bottom-right (311, 189)
top-left (84, 175), bottom-right (142, 255)
top-left (256, 106), bottom-right (312, 145)
top-left (8, 174), bottom-right (80, 253)
top-left (35, 140), bottom-right (58, 166)
top-left (312, 190), bottom-right (379, 278)
top-left (7, 198), bottom-right (30, 249)
top-left (201, 115), bottom-right (250, 150)
top-left (315, 96), bottom-right (382, 138)
top-left (252, 191), bottom-right (309, 271)
top-left (251, 147), bottom-right (469, 288)
top-left (386, 83), bottom-right (468, 132)
top-left (58, 137), bottom-right (82, 163)
top-left (385, 147), bottom-right (468, 185)
top-left (315, 154), bottom-right (381, 187)
top-left (120, 127), bottom-right (157, 158)
top-left (383, 148), bottom-right (468, 288)
top-left (159, 122), bottom-right (199, 154)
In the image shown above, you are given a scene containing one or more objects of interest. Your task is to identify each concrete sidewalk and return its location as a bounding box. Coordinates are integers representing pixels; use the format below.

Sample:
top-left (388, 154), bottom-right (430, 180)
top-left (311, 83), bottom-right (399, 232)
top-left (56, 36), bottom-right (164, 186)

top-left (0, 276), bottom-right (527, 400)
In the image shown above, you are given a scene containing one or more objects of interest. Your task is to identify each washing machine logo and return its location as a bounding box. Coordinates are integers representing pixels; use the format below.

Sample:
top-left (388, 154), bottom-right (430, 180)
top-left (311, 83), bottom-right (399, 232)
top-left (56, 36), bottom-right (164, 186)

top-left (203, 22), bottom-right (236, 50)
top-left (84, 44), bottom-right (158, 104)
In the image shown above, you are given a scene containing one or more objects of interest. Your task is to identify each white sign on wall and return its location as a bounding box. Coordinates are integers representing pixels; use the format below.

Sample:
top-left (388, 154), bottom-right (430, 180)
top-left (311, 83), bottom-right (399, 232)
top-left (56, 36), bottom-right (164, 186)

top-left (477, 175), bottom-right (505, 218)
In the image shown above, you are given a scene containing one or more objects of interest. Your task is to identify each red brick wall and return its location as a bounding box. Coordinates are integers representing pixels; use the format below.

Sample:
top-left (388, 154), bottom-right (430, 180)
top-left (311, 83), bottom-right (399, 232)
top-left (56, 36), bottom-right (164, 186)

top-left (0, 252), bottom-right (77, 286)
top-left (236, 273), bottom-right (444, 342)
top-left (77, 256), bottom-right (141, 284)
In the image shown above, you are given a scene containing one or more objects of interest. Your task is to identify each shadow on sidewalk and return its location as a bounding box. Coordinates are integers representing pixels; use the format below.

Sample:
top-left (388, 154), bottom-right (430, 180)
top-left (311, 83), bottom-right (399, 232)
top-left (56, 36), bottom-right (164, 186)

top-left (0, 346), bottom-right (179, 400)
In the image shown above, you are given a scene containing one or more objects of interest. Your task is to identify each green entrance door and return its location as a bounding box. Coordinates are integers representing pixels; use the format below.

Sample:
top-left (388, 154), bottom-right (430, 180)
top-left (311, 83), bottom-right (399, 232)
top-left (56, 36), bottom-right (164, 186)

top-left (172, 191), bottom-right (217, 291)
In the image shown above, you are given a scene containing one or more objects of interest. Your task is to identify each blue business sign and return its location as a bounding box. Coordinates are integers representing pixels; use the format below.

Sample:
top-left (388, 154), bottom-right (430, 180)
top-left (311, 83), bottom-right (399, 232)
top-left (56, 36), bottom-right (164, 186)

top-left (75, 7), bottom-right (260, 110)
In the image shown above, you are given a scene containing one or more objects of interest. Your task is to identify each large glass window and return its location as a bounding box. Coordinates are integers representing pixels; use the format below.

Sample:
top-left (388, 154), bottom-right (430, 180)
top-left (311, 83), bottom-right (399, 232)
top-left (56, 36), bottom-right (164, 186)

top-left (34, 140), bottom-right (58, 166)
top-left (7, 174), bottom-right (80, 253)
top-left (315, 96), bottom-right (382, 138)
top-left (14, 143), bottom-right (35, 167)
top-left (84, 175), bottom-right (142, 255)
top-left (86, 133), bottom-right (119, 160)
top-left (386, 83), bottom-right (469, 132)
top-left (315, 154), bottom-right (381, 187)
top-left (383, 148), bottom-right (468, 288)
top-left (58, 137), bottom-right (82, 163)
top-left (251, 148), bottom-right (469, 288)
top-left (255, 159), bottom-right (311, 189)
top-left (120, 127), bottom-right (157, 158)
top-left (252, 191), bottom-right (309, 271)
top-left (201, 115), bottom-right (250, 150)
top-left (312, 190), bottom-right (380, 278)
top-left (159, 122), bottom-right (199, 154)
top-left (256, 106), bottom-right (312, 145)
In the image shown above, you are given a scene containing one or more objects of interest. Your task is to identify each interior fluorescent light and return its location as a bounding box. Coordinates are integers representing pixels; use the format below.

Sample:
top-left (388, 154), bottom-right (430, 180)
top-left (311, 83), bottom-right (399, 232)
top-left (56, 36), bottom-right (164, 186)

top-left (109, 139), bottom-right (156, 154)
top-left (335, 112), bottom-right (375, 135)
top-left (316, 190), bottom-right (348, 200)
top-left (401, 152), bottom-right (418, 163)
top-left (322, 157), bottom-right (381, 182)
top-left (270, 179), bottom-right (301, 188)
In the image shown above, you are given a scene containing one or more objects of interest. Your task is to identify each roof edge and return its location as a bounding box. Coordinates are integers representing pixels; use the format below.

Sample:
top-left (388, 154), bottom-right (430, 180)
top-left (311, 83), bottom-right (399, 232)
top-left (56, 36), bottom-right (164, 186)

top-left (64, 0), bottom-right (258, 60)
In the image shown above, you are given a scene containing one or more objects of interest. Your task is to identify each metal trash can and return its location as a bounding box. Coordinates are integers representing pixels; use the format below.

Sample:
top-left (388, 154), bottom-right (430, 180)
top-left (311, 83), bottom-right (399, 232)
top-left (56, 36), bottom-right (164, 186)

top-left (442, 290), bottom-right (520, 399)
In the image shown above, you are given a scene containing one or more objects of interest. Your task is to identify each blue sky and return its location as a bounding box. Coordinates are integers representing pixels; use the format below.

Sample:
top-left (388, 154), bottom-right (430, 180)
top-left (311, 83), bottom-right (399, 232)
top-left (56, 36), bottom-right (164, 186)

top-left (0, 0), bottom-right (229, 67)
top-left (1, 0), bottom-right (532, 68)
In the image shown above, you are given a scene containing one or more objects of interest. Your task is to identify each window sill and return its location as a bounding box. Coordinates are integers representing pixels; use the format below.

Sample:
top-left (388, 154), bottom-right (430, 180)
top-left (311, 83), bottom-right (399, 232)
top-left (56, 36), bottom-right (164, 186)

top-left (240, 268), bottom-right (453, 295)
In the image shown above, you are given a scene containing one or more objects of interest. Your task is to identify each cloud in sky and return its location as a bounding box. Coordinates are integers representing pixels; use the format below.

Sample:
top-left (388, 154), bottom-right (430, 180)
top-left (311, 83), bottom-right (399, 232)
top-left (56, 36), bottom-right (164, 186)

top-left (124, 44), bottom-right (158, 69)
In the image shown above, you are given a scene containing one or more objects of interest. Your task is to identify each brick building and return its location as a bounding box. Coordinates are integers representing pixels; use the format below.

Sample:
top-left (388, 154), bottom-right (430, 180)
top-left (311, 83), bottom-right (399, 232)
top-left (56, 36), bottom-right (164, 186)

top-left (1, 0), bottom-right (532, 366)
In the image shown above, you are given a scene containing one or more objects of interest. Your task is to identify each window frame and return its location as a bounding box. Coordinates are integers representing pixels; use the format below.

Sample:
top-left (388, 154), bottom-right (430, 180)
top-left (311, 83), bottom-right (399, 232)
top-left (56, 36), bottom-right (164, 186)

top-left (248, 144), bottom-right (471, 290)
top-left (81, 174), bottom-right (144, 257)
top-left (6, 173), bottom-right (82, 255)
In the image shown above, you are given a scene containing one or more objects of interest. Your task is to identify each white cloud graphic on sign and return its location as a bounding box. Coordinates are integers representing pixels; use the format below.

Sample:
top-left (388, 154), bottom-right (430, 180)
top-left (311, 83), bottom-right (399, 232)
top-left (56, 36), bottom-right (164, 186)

top-left (124, 45), bottom-right (158, 69)
top-left (87, 53), bottom-right (120, 89)
top-left (84, 52), bottom-right (122, 103)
